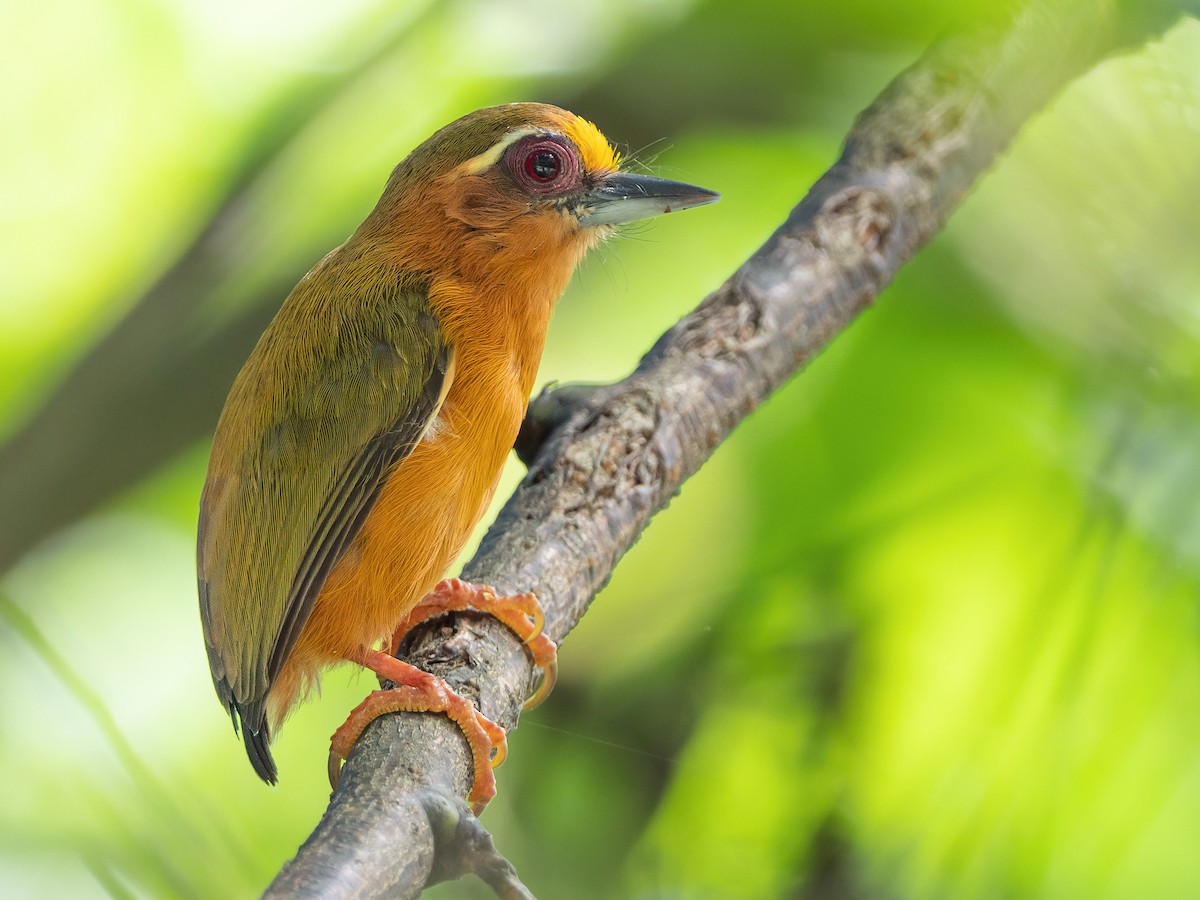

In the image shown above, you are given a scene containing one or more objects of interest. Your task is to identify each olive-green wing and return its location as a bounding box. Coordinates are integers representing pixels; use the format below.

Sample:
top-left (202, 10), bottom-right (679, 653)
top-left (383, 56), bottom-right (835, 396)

top-left (196, 275), bottom-right (450, 782)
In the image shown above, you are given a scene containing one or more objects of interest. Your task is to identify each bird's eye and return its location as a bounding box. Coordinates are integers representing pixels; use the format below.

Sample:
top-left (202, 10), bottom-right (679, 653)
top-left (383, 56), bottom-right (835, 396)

top-left (507, 136), bottom-right (580, 194)
top-left (525, 148), bottom-right (561, 182)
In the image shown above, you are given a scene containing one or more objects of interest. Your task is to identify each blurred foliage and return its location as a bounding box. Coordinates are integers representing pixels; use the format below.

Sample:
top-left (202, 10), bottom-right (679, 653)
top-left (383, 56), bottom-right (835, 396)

top-left (2, 0), bottom-right (1200, 897)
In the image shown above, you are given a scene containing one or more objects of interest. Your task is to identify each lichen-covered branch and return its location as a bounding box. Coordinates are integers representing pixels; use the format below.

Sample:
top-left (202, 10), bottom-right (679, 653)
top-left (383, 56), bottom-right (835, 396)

top-left (266, 2), bottom-right (1193, 897)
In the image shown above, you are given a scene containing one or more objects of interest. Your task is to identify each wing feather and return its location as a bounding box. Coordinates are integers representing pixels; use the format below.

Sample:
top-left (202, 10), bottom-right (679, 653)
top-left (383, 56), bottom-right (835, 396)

top-left (265, 348), bottom-right (451, 685)
top-left (197, 267), bottom-right (451, 782)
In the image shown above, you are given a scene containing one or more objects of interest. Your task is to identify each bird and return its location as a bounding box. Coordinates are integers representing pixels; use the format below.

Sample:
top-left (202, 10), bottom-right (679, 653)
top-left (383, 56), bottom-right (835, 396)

top-left (197, 102), bottom-right (719, 811)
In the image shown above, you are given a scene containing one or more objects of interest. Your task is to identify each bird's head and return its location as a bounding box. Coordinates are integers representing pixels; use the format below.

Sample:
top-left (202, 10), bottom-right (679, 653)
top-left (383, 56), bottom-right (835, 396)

top-left (363, 103), bottom-right (718, 280)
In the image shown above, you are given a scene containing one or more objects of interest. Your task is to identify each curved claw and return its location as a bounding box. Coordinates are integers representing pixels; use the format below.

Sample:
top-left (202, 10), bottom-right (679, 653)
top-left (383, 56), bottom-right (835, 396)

top-left (522, 637), bottom-right (559, 711)
top-left (487, 724), bottom-right (509, 769)
top-left (328, 749), bottom-right (343, 791)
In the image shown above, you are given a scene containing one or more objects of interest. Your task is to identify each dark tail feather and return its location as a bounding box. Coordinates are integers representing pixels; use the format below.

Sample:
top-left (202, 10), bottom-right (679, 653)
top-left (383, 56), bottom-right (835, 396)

top-left (232, 702), bottom-right (277, 784)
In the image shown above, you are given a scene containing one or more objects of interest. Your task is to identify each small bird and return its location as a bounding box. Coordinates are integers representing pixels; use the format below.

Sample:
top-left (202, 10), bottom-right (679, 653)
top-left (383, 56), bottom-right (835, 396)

top-left (197, 102), bottom-right (718, 810)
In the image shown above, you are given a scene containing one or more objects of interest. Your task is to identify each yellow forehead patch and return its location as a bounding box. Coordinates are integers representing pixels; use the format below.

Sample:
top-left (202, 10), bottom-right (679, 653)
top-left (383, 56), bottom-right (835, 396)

top-left (560, 114), bottom-right (621, 173)
top-left (454, 107), bottom-right (622, 177)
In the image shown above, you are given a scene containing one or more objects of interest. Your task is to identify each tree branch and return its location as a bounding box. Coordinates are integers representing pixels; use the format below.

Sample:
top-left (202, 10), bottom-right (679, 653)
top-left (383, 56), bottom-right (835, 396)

top-left (267, 1), bottom-right (1193, 896)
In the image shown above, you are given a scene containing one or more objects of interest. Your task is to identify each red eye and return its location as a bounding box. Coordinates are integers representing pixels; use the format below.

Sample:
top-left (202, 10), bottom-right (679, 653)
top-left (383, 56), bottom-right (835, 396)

top-left (524, 148), bottom-right (561, 182)
top-left (508, 136), bottom-right (580, 194)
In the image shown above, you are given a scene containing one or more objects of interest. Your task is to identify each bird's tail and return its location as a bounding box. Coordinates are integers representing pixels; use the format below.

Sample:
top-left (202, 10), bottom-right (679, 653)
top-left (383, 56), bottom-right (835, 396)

top-left (234, 702), bottom-right (277, 784)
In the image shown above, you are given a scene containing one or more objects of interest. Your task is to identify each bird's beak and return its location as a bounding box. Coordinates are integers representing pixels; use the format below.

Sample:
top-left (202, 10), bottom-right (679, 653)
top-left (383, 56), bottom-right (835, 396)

top-left (576, 172), bottom-right (719, 227)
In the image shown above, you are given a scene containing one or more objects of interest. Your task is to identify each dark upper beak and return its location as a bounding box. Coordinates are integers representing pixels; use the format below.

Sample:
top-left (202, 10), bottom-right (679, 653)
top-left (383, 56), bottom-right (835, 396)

top-left (576, 172), bottom-right (719, 227)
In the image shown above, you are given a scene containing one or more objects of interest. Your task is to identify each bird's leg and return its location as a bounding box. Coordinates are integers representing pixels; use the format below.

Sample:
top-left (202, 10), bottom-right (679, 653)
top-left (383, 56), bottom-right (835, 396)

top-left (328, 648), bottom-right (508, 814)
top-left (389, 578), bottom-right (558, 710)
top-left (328, 580), bottom-right (558, 813)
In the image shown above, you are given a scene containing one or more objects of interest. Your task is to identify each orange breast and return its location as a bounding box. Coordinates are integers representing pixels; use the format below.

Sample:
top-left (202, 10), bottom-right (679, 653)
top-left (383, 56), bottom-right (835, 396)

top-left (264, 202), bottom-right (589, 730)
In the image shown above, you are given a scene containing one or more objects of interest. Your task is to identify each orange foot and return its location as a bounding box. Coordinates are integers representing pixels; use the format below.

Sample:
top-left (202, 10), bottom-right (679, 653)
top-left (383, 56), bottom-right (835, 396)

top-left (391, 578), bottom-right (559, 709)
top-left (329, 580), bottom-right (558, 815)
top-left (328, 648), bottom-right (508, 814)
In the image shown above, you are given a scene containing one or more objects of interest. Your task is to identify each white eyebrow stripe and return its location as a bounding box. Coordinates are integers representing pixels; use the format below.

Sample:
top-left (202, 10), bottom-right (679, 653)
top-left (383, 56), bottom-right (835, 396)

top-left (458, 127), bottom-right (562, 175)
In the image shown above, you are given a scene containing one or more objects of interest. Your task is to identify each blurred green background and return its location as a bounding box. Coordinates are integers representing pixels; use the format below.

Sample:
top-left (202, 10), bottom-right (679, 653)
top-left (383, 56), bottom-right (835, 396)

top-left (3, 0), bottom-right (1200, 897)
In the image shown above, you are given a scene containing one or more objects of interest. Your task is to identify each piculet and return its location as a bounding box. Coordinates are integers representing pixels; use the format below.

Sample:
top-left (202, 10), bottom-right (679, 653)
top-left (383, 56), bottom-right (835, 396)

top-left (197, 102), bottom-right (718, 811)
